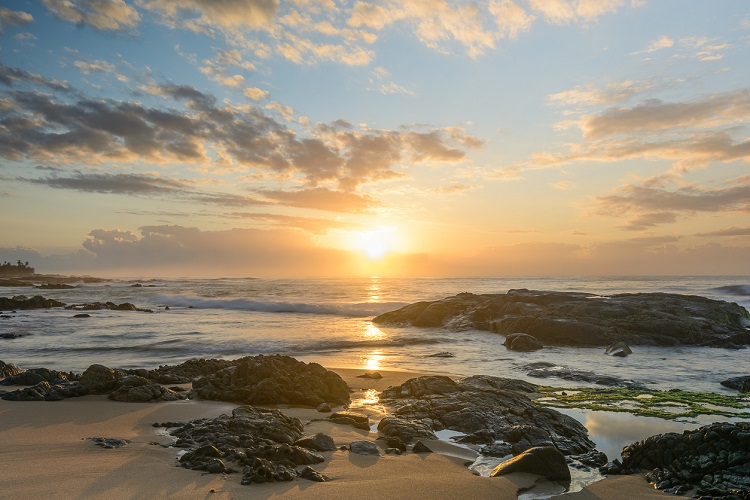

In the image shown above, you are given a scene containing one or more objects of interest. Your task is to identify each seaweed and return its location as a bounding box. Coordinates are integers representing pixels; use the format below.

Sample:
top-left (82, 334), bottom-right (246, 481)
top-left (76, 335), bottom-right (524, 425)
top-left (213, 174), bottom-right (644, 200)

top-left (534, 386), bottom-right (750, 420)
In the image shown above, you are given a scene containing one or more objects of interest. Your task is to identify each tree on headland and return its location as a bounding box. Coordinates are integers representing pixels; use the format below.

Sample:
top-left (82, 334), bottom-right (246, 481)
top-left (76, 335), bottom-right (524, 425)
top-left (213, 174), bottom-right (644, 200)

top-left (0, 260), bottom-right (35, 276)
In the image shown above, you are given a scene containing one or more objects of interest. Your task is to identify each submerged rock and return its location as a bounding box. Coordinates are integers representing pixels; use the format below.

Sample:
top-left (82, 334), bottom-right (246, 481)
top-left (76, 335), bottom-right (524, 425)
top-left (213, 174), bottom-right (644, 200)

top-left (379, 374), bottom-right (596, 457)
top-left (503, 333), bottom-right (543, 351)
top-left (521, 362), bottom-right (645, 389)
top-left (720, 375), bottom-right (750, 393)
top-left (373, 289), bottom-right (750, 347)
top-left (491, 446), bottom-right (571, 481)
top-left (605, 341), bottom-right (632, 357)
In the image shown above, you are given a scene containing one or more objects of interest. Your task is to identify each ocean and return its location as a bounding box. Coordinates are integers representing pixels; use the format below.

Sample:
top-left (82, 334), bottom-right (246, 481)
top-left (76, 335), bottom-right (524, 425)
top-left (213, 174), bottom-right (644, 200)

top-left (2, 275), bottom-right (750, 464)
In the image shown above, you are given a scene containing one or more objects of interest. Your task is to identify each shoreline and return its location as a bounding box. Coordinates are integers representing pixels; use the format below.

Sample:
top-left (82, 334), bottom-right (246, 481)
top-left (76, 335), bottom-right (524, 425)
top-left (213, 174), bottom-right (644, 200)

top-left (0, 366), bottom-right (683, 499)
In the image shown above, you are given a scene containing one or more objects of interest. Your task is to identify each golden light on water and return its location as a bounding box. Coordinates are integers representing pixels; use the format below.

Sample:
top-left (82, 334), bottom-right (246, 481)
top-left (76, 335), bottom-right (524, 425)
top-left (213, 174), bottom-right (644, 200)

top-left (361, 351), bottom-right (384, 370)
top-left (364, 323), bottom-right (384, 337)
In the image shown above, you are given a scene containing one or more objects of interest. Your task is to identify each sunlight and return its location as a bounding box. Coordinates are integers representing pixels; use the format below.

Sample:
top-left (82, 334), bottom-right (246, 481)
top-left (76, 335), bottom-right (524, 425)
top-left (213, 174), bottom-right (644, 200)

top-left (350, 228), bottom-right (397, 260)
top-left (364, 323), bottom-right (384, 337)
top-left (361, 351), bottom-right (384, 370)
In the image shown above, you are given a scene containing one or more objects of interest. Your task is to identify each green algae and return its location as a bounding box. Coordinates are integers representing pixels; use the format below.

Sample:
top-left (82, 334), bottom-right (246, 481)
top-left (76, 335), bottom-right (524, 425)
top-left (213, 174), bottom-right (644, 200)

top-left (534, 386), bottom-right (750, 420)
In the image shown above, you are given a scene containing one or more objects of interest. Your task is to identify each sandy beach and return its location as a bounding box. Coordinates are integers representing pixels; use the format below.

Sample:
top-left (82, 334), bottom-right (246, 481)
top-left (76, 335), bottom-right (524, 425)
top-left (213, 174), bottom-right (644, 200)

top-left (0, 367), bottom-right (683, 499)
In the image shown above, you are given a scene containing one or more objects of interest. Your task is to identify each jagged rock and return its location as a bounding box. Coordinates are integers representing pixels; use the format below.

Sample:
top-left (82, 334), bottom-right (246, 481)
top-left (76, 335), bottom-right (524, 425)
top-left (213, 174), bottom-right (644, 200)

top-left (605, 341), bottom-right (632, 357)
top-left (298, 466), bottom-right (328, 482)
top-left (380, 375), bottom-right (595, 456)
top-left (0, 367), bottom-right (78, 386)
top-left (377, 416), bottom-right (436, 442)
top-left (380, 436), bottom-right (407, 452)
top-left (64, 301), bottom-right (151, 312)
top-left (0, 295), bottom-right (65, 310)
top-left (89, 437), bottom-right (129, 449)
top-left (349, 440), bottom-right (380, 456)
top-left (80, 364), bottom-right (121, 394)
top-left (720, 375), bottom-right (750, 393)
top-left (613, 422), bottom-right (750, 498)
top-left (373, 289), bottom-right (750, 347)
top-left (0, 360), bottom-right (22, 379)
top-left (412, 440), bottom-right (433, 453)
top-left (491, 446), bottom-right (571, 481)
top-left (356, 371), bottom-right (383, 379)
top-left (316, 402), bottom-right (332, 413)
top-left (108, 375), bottom-right (185, 402)
top-left (480, 442), bottom-right (513, 457)
top-left (425, 351), bottom-right (455, 358)
top-left (294, 433), bottom-right (337, 452)
top-left (192, 355), bottom-right (350, 407)
top-left (329, 411), bottom-right (370, 430)
top-left (245, 443), bottom-right (324, 465)
top-left (504, 333), bottom-right (543, 351)
top-left (241, 457), bottom-right (295, 484)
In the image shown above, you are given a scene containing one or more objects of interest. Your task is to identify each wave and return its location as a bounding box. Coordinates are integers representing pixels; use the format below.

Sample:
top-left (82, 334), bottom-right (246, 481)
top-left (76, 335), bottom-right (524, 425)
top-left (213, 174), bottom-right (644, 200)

top-left (154, 294), bottom-right (405, 317)
top-left (711, 285), bottom-right (750, 296)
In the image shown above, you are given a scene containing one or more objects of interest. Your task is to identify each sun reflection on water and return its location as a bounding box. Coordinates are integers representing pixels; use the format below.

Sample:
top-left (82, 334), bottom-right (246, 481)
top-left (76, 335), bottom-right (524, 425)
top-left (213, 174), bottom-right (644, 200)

top-left (367, 276), bottom-right (380, 302)
top-left (364, 323), bottom-right (384, 337)
top-left (361, 350), bottom-right (384, 370)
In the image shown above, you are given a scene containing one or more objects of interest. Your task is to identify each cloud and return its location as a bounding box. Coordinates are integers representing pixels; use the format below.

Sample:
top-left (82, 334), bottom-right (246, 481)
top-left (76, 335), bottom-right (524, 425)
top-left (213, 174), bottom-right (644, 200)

top-left (43, 0), bottom-right (141, 31)
top-left (590, 177), bottom-right (750, 230)
top-left (581, 89), bottom-right (750, 139)
top-left (548, 80), bottom-right (654, 107)
top-left (369, 67), bottom-right (414, 95)
top-left (256, 187), bottom-right (380, 213)
top-left (0, 63), bottom-right (70, 92)
top-left (436, 184), bottom-right (478, 194)
top-left (138, 0), bottom-right (279, 30)
top-left (695, 226), bottom-right (750, 237)
top-left (0, 7), bottom-right (33, 32)
top-left (74, 59), bottom-right (117, 74)
top-left (635, 35), bottom-right (674, 54)
top-left (227, 212), bottom-right (364, 234)
top-left (24, 172), bottom-right (190, 194)
top-left (244, 87), bottom-right (268, 100)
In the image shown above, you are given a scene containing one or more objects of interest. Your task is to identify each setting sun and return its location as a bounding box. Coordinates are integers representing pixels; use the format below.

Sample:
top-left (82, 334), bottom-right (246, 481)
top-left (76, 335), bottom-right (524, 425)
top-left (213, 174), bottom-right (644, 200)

top-left (351, 229), bottom-right (398, 260)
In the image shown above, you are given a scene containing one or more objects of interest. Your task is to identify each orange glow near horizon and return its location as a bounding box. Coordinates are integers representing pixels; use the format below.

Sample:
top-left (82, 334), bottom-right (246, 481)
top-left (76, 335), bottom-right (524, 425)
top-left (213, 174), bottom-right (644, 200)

top-left (349, 228), bottom-right (399, 260)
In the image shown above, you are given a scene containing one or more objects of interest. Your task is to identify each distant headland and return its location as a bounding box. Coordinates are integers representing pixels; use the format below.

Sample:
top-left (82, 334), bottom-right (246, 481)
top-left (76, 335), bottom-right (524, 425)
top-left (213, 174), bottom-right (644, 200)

top-left (0, 260), bottom-right (107, 286)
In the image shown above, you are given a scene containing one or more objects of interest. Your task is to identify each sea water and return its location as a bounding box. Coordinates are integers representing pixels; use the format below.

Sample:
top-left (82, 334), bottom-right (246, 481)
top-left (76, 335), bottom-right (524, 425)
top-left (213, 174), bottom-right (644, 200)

top-left (2, 276), bottom-right (750, 464)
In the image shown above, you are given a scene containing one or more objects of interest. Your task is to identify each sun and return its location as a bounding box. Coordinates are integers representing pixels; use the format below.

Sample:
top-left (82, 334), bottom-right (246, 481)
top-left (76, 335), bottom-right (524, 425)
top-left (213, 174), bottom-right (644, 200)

top-left (351, 228), bottom-right (396, 259)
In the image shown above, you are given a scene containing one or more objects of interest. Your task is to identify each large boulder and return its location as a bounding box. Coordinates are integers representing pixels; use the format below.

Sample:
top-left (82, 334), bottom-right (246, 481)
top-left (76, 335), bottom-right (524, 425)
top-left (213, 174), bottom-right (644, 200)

top-left (377, 416), bottom-right (436, 442)
top-left (504, 333), bottom-right (543, 351)
top-left (192, 355), bottom-right (350, 407)
top-left (720, 375), bottom-right (750, 393)
top-left (0, 360), bottom-right (22, 379)
top-left (80, 364), bottom-right (121, 394)
top-left (108, 375), bottom-right (185, 402)
top-left (373, 289), bottom-right (750, 347)
top-left (490, 446), bottom-right (571, 481)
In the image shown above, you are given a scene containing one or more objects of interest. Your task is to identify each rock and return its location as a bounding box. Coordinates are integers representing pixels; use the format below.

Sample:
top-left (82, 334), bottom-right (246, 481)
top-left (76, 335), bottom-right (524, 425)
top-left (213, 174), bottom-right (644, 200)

top-left (0, 360), bottom-right (23, 379)
top-left (245, 443), bottom-right (324, 465)
top-left (380, 375), bottom-right (595, 456)
top-left (64, 301), bottom-right (152, 313)
top-left (108, 375), bottom-right (186, 402)
top-left (412, 441), bottom-right (433, 453)
top-left (504, 333), bottom-right (543, 351)
top-left (37, 283), bottom-right (75, 289)
top-left (720, 375), bottom-right (750, 393)
top-left (507, 425), bottom-right (554, 454)
top-left (316, 402), bottom-right (332, 413)
top-left (0, 295), bottom-right (65, 310)
top-left (491, 446), bottom-right (571, 481)
top-left (294, 433), bottom-right (337, 452)
top-left (605, 341), bottom-right (632, 357)
top-left (480, 442), bottom-right (513, 457)
top-left (381, 436), bottom-right (407, 452)
top-left (373, 289), bottom-right (750, 347)
top-left (329, 411), bottom-right (370, 430)
top-left (89, 437), bottom-right (129, 449)
top-left (241, 458), bottom-right (295, 484)
top-left (80, 364), bottom-right (121, 394)
top-left (349, 440), bottom-right (381, 456)
top-left (614, 422), bottom-right (750, 497)
top-left (0, 368), bottom-right (78, 386)
top-left (192, 355), bottom-right (350, 407)
top-left (73, 313), bottom-right (91, 318)
top-left (356, 371), bottom-right (383, 379)
top-left (298, 466), bottom-right (329, 482)
top-left (522, 362), bottom-right (645, 389)
top-left (377, 416), bottom-right (436, 442)
top-left (425, 352), bottom-right (455, 358)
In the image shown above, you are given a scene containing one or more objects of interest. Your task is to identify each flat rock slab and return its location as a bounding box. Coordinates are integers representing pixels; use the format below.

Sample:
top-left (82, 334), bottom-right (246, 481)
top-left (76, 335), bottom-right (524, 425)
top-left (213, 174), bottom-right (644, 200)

top-left (373, 289), bottom-right (750, 347)
top-left (491, 446), bottom-right (570, 481)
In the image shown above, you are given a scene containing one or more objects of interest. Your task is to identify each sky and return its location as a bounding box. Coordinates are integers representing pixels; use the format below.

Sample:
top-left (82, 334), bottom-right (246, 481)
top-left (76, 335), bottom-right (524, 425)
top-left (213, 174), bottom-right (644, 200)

top-left (0, 0), bottom-right (749, 277)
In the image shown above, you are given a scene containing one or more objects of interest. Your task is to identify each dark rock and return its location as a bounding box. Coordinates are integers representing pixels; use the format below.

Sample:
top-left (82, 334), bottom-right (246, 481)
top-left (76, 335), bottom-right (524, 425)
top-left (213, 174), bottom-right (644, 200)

top-left (329, 411), bottom-right (370, 430)
top-left (425, 352), bottom-right (455, 358)
top-left (192, 355), bottom-right (350, 407)
top-left (89, 437), bottom-right (129, 449)
top-left (108, 375), bottom-right (186, 402)
top-left (457, 429), bottom-right (495, 444)
top-left (80, 364), bottom-right (121, 394)
top-left (373, 289), bottom-right (750, 347)
top-left (380, 375), bottom-right (595, 456)
top-left (73, 313), bottom-right (91, 318)
top-left (0, 295), bottom-right (65, 310)
top-left (356, 371), bottom-right (383, 379)
top-left (615, 422), bottom-right (750, 497)
top-left (377, 416), bottom-right (436, 441)
top-left (0, 333), bottom-right (24, 339)
top-left (241, 457), bottom-right (295, 484)
top-left (412, 440), bottom-right (433, 453)
top-left (316, 402), bottom-right (332, 413)
top-left (385, 447), bottom-right (402, 455)
top-left (720, 375), bottom-right (750, 393)
top-left (0, 360), bottom-right (22, 379)
top-left (294, 433), bottom-right (337, 452)
top-left (459, 375), bottom-right (538, 394)
top-left (522, 363), bottom-right (645, 389)
top-left (572, 450), bottom-right (608, 468)
top-left (298, 466), bottom-right (329, 482)
top-left (64, 301), bottom-right (152, 312)
top-left (37, 283), bottom-right (75, 289)
top-left (504, 333), bottom-right (543, 351)
top-left (349, 440), bottom-right (381, 456)
top-left (507, 425), bottom-right (554, 454)
top-left (491, 446), bottom-right (571, 481)
top-left (480, 442), bottom-right (513, 457)
top-left (0, 367), bottom-right (78, 386)
top-left (605, 341), bottom-right (632, 357)
top-left (245, 443), bottom-right (324, 465)
top-left (381, 436), bottom-right (407, 452)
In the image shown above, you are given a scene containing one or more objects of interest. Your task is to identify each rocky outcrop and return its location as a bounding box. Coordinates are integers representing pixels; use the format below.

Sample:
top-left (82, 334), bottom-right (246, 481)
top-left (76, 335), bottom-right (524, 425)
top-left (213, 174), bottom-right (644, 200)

top-left (607, 422), bottom-right (750, 498)
top-left (720, 376), bottom-right (750, 393)
top-left (0, 360), bottom-right (22, 379)
top-left (0, 367), bottom-right (79, 386)
top-left (379, 375), bottom-right (596, 457)
top-left (491, 446), bottom-right (571, 481)
top-left (0, 295), bottom-right (65, 310)
top-left (64, 302), bottom-right (152, 312)
top-left (169, 406), bottom-right (330, 484)
top-left (521, 362), bottom-right (646, 389)
top-left (373, 289), bottom-right (750, 347)
top-left (108, 375), bottom-right (184, 402)
top-left (377, 416), bottom-right (436, 441)
top-left (192, 355), bottom-right (350, 407)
